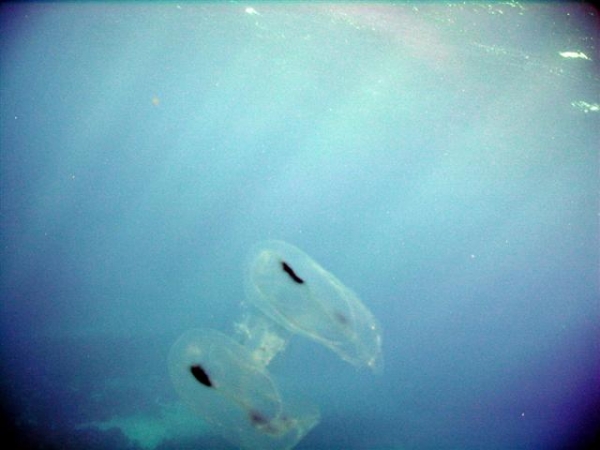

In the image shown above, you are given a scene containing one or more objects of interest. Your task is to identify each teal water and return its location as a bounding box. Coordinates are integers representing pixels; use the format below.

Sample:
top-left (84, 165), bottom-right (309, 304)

top-left (1, 3), bottom-right (598, 449)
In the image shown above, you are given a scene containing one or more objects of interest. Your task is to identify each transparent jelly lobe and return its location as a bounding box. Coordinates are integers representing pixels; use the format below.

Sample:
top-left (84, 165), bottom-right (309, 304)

top-left (244, 240), bottom-right (383, 372)
top-left (168, 328), bottom-right (319, 450)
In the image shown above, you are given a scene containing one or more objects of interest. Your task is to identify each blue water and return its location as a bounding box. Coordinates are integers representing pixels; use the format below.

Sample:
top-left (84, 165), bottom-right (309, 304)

top-left (1, 3), bottom-right (598, 450)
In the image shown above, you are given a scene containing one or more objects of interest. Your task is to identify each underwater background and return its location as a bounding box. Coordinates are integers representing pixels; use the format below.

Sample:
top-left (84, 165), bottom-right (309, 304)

top-left (1, 3), bottom-right (599, 450)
